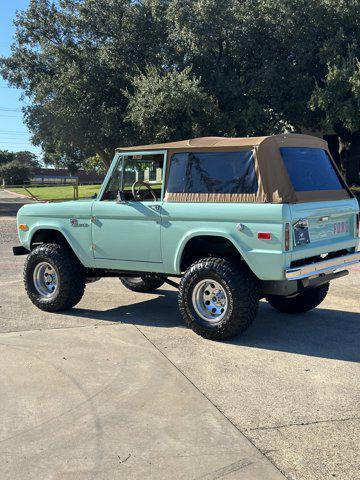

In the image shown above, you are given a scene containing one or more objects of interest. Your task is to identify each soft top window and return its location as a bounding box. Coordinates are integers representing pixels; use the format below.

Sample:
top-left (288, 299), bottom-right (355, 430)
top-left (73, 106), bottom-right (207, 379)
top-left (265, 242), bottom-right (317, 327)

top-left (280, 147), bottom-right (344, 192)
top-left (167, 150), bottom-right (258, 194)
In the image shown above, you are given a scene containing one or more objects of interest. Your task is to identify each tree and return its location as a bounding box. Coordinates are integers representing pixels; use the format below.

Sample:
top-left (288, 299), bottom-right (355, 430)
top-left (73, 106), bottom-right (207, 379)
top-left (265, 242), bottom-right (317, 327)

top-left (0, 0), bottom-right (167, 170)
top-left (1, 0), bottom-right (360, 184)
top-left (0, 161), bottom-right (31, 185)
top-left (164, 0), bottom-right (360, 184)
top-left (310, 54), bottom-right (360, 185)
top-left (0, 149), bottom-right (40, 168)
top-left (14, 151), bottom-right (41, 168)
top-left (126, 67), bottom-right (221, 143)
top-left (0, 150), bottom-right (15, 166)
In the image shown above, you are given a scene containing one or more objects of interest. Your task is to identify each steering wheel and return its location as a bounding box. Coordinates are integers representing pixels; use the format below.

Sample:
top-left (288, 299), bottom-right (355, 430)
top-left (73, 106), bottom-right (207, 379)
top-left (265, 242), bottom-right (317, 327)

top-left (131, 181), bottom-right (157, 201)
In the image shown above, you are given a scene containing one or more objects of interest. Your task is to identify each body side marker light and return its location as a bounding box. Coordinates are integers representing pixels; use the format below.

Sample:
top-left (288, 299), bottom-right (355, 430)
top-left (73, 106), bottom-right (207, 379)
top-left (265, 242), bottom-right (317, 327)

top-left (258, 232), bottom-right (271, 240)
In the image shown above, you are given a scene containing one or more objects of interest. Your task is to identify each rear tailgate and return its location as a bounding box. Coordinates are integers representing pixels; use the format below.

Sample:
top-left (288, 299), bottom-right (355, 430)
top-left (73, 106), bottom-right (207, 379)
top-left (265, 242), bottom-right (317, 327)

top-left (289, 199), bottom-right (359, 261)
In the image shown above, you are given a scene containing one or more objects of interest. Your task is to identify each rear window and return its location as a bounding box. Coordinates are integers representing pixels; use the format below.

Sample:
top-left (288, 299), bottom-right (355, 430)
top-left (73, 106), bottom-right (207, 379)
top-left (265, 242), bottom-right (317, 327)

top-left (167, 151), bottom-right (258, 194)
top-left (280, 147), bottom-right (343, 191)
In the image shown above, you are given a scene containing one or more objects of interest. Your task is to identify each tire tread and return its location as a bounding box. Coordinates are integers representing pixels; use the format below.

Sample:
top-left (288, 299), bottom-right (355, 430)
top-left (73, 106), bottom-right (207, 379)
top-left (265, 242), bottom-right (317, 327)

top-left (24, 243), bottom-right (85, 312)
top-left (179, 257), bottom-right (260, 340)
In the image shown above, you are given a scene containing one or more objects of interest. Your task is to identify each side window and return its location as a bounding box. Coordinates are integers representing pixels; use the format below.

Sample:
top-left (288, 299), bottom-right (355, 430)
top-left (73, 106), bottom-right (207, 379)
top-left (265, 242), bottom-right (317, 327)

top-left (166, 150), bottom-right (258, 194)
top-left (280, 147), bottom-right (344, 191)
top-left (101, 154), bottom-right (164, 201)
top-left (122, 155), bottom-right (164, 201)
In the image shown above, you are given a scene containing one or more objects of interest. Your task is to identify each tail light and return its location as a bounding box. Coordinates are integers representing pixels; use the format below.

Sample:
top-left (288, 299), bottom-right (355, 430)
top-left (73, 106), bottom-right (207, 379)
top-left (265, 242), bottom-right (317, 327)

top-left (285, 222), bottom-right (290, 251)
top-left (356, 213), bottom-right (360, 237)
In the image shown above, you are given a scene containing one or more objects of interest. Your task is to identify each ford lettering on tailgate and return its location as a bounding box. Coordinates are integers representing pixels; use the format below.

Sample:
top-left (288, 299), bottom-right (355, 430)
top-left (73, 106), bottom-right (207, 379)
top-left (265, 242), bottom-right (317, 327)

top-left (333, 220), bottom-right (349, 235)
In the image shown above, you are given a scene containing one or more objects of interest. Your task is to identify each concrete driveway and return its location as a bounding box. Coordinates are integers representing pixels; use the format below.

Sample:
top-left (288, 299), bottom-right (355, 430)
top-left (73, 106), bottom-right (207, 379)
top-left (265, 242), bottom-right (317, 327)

top-left (0, 193), bottom-right (359, 480)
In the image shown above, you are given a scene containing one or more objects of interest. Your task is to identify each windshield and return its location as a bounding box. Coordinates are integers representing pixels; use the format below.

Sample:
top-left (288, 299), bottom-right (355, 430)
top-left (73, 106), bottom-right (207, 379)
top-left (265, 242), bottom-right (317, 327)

top-left (280, 147), bottom-right (344, 192)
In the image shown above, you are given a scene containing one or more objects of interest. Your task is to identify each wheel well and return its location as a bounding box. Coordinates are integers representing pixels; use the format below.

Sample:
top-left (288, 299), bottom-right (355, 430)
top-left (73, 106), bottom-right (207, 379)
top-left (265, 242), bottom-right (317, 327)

top-left (180, 235), bottom-right (243, 271)
top-left (30, 229), bottom-right (69, 249)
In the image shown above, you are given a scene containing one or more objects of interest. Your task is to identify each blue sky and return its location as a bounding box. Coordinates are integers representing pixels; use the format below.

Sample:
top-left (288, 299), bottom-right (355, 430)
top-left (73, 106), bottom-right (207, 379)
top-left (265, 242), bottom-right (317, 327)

top-left (0, 0), bottom-right (41, 156)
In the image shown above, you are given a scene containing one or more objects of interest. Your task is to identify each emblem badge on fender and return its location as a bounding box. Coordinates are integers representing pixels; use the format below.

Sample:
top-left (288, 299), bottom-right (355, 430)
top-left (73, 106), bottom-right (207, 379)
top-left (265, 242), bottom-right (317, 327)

top-left (70, 217), bottom-right (89, 228)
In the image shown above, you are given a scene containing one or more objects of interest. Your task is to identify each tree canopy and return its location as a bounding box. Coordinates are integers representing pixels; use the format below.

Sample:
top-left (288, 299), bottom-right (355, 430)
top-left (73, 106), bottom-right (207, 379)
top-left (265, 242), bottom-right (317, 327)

top-left (1, 0), bottom-right (359, 184)
top-left (0, 150), bottom-right (40, 168)
top-left (0, 161), bottom-right (31, 185)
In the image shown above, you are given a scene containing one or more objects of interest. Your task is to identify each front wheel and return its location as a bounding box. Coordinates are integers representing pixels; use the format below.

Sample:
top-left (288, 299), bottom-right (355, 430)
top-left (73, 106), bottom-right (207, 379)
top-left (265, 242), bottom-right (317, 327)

top-left (120, 274), bottom-right (165, 293)
top-left (266, 283), bottom-right (329, 314)
top-left (24, 243), bottom-right (86, 312)
top-left (179, 257), bottom-right (260, 340)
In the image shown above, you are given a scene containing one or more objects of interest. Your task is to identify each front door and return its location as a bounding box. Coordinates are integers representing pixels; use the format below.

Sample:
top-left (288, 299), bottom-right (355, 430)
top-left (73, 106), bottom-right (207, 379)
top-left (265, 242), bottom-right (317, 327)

top-left (91, 151), bottom-right (166, 270)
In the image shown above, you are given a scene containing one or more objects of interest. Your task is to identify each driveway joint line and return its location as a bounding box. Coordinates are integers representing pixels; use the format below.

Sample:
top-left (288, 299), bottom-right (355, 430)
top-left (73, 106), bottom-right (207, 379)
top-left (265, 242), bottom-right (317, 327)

top-left (246, 415), bottom-right (360, 432)
top-left (132, 323), bottom-right (289, 480)
top-left (0, 322), bottom-right (120, 336)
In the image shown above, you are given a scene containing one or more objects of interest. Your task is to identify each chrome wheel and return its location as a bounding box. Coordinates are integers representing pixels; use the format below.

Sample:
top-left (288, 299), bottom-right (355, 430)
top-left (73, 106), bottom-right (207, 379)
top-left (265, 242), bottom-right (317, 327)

top-left (33, 262), bottom-right (59, 298)
top-left (192, 279), bottom-right (228, 323)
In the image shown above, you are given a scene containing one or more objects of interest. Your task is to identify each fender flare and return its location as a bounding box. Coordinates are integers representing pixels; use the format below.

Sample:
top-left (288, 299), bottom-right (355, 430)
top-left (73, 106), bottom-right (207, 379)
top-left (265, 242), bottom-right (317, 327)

top-left (174, 230), bottom-right (250, 273)
top-left (27, 224), bottom-right (92, 267)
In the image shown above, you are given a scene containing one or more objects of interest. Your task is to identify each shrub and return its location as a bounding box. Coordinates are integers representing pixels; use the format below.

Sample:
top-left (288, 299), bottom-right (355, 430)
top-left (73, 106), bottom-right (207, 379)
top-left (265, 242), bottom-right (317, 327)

top-left (0, 160), bottom-right (31, 185)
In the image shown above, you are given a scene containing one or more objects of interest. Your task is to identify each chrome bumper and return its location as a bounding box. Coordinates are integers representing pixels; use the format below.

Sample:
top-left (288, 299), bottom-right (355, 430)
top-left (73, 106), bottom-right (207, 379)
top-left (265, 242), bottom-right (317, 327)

top-left (285, 252), bottom-right (360, 280)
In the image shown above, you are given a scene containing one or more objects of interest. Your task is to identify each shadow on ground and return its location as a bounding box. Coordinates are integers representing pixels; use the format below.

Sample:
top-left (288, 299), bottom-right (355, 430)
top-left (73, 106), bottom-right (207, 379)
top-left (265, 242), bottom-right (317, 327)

top-left (66, 291), bottom-right (360, 363)
top-left (0, 200), bottom-right (32, 217)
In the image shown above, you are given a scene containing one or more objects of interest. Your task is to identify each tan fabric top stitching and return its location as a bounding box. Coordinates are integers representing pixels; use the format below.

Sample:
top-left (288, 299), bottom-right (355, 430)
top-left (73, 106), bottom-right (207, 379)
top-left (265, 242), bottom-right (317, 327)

top-left (117, 133), bottom-right (328, 153)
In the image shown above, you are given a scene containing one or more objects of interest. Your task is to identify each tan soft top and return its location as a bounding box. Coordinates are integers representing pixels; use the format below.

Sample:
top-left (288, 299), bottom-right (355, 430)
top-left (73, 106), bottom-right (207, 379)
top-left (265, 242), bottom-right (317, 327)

top-left (117, 133), bottom-right (326, 152)
top-left (117, 134), bottom-right (351, 204)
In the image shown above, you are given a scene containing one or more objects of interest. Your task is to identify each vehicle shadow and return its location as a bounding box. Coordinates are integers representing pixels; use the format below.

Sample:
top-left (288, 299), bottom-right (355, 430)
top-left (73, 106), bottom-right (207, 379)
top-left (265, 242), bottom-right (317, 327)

top-left (70, 289), bottom-right (182, 328)
top-left (69, 292), bottom-right (360, 362)
top-left (236, 301), bottom-right (360, 363)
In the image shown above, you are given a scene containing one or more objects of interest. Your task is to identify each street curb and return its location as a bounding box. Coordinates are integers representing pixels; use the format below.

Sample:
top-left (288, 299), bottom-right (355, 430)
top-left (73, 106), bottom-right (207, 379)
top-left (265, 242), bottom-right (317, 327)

top-left (2, 189), bottom-right (35, 200)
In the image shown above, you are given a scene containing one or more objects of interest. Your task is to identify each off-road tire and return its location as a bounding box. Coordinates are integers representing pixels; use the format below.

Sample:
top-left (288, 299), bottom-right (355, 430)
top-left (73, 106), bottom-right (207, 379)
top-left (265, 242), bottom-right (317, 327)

top-left (120, 274), bottom-right (165, 293)
top-left (179, 257), bottom-right (261, 340)
top-left (24, 243), bottom-right (86, 312)
top-left (266, 283), bottom-right (329, 314)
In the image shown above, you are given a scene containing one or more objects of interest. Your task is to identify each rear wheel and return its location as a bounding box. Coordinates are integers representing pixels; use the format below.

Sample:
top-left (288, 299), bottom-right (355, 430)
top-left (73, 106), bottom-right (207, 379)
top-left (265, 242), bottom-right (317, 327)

top-left (266, 283), bottom-right (329, 314)
top-left (179, 257), bottom-right (260, 340)
top-left (24, 243), bottom-right (86, 312)
top-left (120, 274), bottom-right (165, 293)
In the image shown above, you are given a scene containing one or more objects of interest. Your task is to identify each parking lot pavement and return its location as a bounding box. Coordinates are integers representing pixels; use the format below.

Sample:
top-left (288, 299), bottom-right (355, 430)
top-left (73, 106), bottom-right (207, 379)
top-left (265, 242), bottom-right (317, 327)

top-left (0, 198), bottom-right (359, 480)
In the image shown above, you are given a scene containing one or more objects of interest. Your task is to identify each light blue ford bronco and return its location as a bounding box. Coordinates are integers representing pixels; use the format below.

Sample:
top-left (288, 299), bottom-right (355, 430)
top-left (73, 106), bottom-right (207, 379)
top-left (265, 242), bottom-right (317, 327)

top-left (14, 134), bottom-right (360, 340)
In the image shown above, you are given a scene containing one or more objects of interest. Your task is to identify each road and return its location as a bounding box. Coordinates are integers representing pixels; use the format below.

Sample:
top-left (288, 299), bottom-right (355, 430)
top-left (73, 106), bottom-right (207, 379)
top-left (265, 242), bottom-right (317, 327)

top-left (0, 190), bottom-right (359, 480)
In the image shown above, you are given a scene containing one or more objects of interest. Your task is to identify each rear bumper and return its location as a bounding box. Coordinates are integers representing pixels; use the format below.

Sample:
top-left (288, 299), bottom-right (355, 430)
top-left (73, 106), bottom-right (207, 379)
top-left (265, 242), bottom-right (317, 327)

top-left (285, 252), bottom-right (360, 280)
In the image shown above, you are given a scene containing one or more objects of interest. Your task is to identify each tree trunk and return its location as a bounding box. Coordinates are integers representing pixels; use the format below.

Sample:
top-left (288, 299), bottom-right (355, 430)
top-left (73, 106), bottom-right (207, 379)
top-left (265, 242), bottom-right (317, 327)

top-left (323, 134), bottom-right (342, 169)
top-left (339, 134), bottom-right (360, 186)
top-left (333, 124), bottom-right (360, 186)
top-left (97, 149), bottom-right (113, 170)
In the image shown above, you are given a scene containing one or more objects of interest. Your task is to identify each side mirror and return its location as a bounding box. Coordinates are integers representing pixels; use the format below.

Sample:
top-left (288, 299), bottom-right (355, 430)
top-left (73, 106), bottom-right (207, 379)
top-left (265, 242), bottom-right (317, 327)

top-left (91, 193), bottom-right (98, 199)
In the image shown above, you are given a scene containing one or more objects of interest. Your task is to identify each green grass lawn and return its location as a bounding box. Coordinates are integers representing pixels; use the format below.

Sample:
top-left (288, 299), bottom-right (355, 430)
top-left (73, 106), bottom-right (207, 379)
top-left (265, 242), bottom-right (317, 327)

top-left (6, 182), bottom-right (163, 201)
top-left (7, 184), bottom-right (101, 201)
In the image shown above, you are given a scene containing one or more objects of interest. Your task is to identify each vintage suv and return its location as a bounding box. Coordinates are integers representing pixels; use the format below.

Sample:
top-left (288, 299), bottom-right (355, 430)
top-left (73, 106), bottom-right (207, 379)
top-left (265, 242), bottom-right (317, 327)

top-left (14, 134), bottom-right (360, 340)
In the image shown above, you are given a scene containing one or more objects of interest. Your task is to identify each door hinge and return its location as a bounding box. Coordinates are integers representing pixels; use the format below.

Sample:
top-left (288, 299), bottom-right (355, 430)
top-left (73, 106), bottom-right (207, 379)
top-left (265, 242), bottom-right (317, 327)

top-left (91, 215), bottom-right (97, 222)
top-left (91, 243), bottom-right (96, 251)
